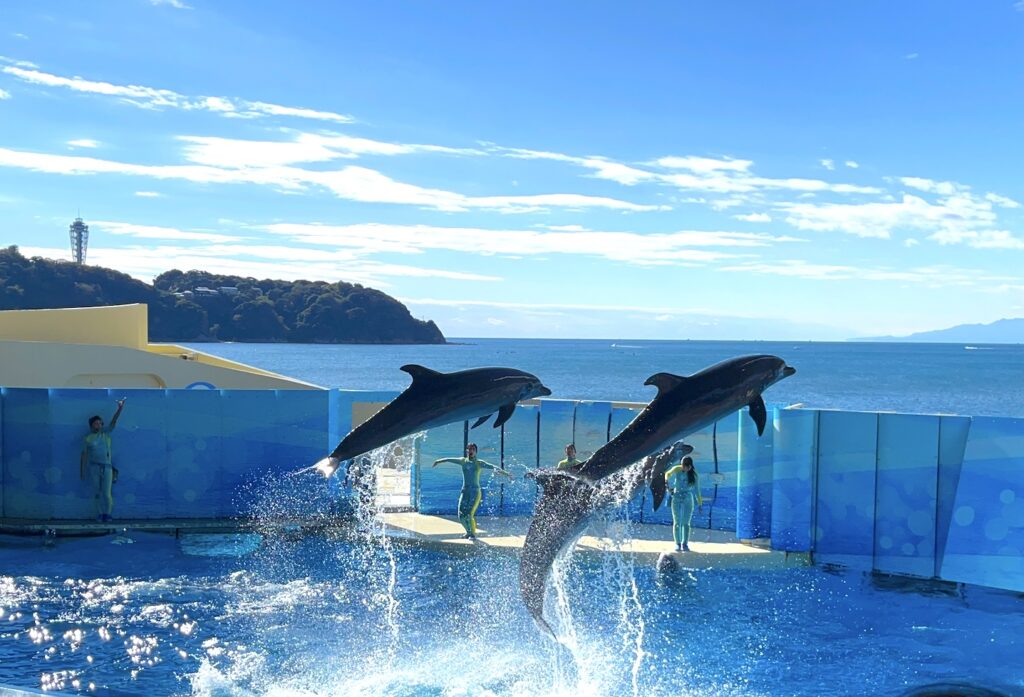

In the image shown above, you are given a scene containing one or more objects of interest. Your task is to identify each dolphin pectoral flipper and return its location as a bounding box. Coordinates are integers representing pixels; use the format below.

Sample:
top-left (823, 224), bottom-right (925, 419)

top-left (748, 395), bottom-right (767, 436)
top-left (493, 402), bottom-right (517, 429)
top-left (471, 414), bottom-right (492, 429)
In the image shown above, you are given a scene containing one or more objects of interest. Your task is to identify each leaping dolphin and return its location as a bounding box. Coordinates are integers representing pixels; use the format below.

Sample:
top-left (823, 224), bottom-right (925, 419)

top-left (519, 354), bottom-right (796, 635)
top-left (314, 364), bottom-right (552, 478)
top-left (521, 441), bottom-right (693, 636)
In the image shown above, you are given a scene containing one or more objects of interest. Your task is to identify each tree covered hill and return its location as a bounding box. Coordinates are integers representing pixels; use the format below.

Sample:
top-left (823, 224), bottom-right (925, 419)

top-left (0, 246), bottom-right (446, 344)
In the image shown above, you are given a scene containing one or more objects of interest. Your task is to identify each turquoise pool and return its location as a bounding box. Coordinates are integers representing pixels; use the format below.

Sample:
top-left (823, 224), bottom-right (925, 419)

top-left (1, 529), bottom-right (1022, 696)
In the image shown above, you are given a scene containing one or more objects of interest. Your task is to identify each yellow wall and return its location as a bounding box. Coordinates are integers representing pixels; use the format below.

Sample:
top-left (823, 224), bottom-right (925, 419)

top-left (0, 304), bottom-right (148, 349)
top-left (0, 341), bottom-right (321, 390)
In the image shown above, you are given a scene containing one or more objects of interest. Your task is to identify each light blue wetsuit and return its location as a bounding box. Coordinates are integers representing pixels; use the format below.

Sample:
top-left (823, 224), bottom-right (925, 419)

top-left (83, 428), bottom-right (115, 517)
top-left (665, 465), bottom-right (702, 548)
top-left (433, 456), bottom-right (504, 536)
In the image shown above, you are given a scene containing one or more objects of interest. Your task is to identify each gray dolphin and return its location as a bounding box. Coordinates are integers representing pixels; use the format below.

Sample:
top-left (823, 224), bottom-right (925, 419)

top-left (898, 685), bottom-right (1010, 697)
top-left (520, 354), bottom-right (795, 635)
top-left (314, 364), bottom-right (552, 478)
top-left (521, 442), bottom-right (692, 636)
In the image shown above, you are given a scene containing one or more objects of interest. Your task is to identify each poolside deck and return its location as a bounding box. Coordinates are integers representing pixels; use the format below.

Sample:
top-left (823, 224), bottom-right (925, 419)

top-left (0, 513), bottom-right (806, 569)
top-left (384, 513), bottom-right (805, 568)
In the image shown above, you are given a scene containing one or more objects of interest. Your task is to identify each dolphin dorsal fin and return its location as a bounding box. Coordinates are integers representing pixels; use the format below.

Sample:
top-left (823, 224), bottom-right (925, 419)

top-left (644, 372), bottom-right (688, 395)
top-left (400, 364), bottom-right (443, 384)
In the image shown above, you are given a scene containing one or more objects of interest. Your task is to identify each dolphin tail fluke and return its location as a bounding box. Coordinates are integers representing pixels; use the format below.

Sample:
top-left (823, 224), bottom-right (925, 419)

top-left (313, 456), bottom-right (342, 479)
top-left (493, 402), bottom-right (516, 429)
top-left (748, 395), bottom-right (767, 436)
top-left (531, 613), bottom-right (556, 639)
top-left (470, 414), bottom-right (491, 429)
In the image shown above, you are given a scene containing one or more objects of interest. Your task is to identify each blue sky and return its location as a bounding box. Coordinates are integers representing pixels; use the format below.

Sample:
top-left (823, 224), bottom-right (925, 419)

top-left (1, 1), bottom-right (1022, 340)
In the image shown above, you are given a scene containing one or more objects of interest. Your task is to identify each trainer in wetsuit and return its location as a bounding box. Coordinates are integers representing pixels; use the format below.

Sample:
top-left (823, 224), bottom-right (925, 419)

top-left (555, 443), bottom-right (584, 472)
top-left (664, 455), bottom-right (703, 552)
top-left (433, 443), bottom-right (512, 539)
top-left (79, 398), bottom-right (126, 523)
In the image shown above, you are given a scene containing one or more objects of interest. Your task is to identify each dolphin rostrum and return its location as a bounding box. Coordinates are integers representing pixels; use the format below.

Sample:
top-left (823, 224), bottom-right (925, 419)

top-left (314, 364), bottom-right (552, 477)
top-left (520, 354), bottom-right (795, 635)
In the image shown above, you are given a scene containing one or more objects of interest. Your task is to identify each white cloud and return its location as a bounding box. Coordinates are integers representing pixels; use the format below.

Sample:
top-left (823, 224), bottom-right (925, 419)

top-left (0, 146), bottom-right (662, 213)
top-left (1, 65), bottom-right (353, 123)
top-left (844, 160), bottom-right (859, 169)
top-left (497, 146), bottom-right (877, 196)
top-left (0, 88), bottom-right (9, 100)
top-left (722, 259), bottom-right (1017, 286)
top-left (177, 133), bottom-right (484, 168)
top-left (985, 192), bottom-right (1020, 209)
top-left (905, 53), bottom-right (919, 60)
top-left (904, 239), bottom-right (920, 247)
top-left (67, 138), bottom-right (100, 149)
top-left (0, 56), bottom-right (37, 68)
top-left (151, 0), bottom-right (192, 7)
top-left (265, 221), bottom-right (798, 266)
top-left (820, 159), bottom-right (835, 170)
top-left (533, 224), bottom-right (589, 232)
top-left (400, 297), bottom-right (720, 316)
top-left (19, 244), bottom-right (499, 287)
top-left (92, 220), bottom-right (242, 243)
top-left (134, 191), bottom-right (163, 198)
top-left (734, 212), bottom-right (772, 223)
top-left (898, 176), bottom-right (963, 196)
top-left (929, 229), bottom-right (1024, 250)
top-left (780, 192), bottom-right (998, 239)
top-left (652, 156), bottom-right (753, 173)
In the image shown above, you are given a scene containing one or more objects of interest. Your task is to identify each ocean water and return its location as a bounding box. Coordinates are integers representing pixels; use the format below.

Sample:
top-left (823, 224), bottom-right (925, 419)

top-left (185, 339), bottom-right (1024, 418)
top-left (1, 530), bottom-right (1022, 697)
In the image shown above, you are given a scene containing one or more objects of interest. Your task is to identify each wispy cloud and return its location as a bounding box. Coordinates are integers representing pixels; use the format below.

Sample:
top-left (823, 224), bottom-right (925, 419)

top-left (985, 192), bottom-right (1020, 209)
top-left (820, 159), bottom-right (835, 170)
top-left (177, 133), bottom-right (484, 168)
top-left (19, 244), bottom-right (500, 287)
top-left (496, 146), bottom-right (877, 197)
top-left (734, 212), bottom-right (772, 223)
top-left (722, 259), bottom-right (1017, 286)
top-left (151, 0), bottom-right (192, 8)
top-left (898, 176), bottom-right (963, 196)
top-left (844, 160), bottom-right (859, 169)
top-left (1, 64), bottom-right (353, 123)
top-left (0, 88), bottom-right (9, 100)
top-left (134, 191), bottom-right (163, 198)
top-left (929, 229), bottom-right (1024, 250)
top-left (904, 53), bottom-right (919, 60)
top-left (651, 155), bottom-right (753, 173)
top-left (781, 190), bottom-right (1000, 240)
top-left (93, 220), bottom-right (242, 243)
top-left (66, 138), bottom-right (100, 149)
top-left (0, 146), bottom-right (663, 213)
top-left (265, 222), bottom-right (799, 266)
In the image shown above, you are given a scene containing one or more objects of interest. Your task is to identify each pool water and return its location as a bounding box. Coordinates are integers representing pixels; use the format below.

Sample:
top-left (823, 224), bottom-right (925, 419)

top-left (1, 528), bottom-right (1022, 697)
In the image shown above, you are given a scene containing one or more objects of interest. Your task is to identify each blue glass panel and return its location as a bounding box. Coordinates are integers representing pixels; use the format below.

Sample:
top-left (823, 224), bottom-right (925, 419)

top-left (737, 409), bottom-right (774, 540)
top-left (815, 410), bottom-right (878, 570)
top-left (501, 404), bottom-right (539, 515)
top-left (770, 408), bottom-right (817, 552)
top-left (874, 414), bottom-right (939, 578)
top-left (940, 417), bottom-right (1024, 591)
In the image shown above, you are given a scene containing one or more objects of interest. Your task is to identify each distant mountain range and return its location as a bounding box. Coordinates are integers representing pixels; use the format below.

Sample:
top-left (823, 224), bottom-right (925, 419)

top-left (858, 318), bottom-right (1024, 344)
